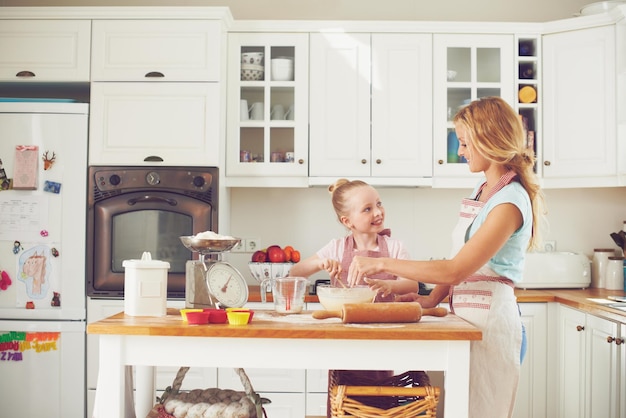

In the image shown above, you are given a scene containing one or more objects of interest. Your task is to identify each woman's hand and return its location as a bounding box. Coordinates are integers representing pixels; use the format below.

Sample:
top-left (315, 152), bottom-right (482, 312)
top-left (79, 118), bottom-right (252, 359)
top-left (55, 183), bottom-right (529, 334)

top-left (363, 277), bottom-right (392, 297)
top-left (347, 256), bottom-right (383, 286)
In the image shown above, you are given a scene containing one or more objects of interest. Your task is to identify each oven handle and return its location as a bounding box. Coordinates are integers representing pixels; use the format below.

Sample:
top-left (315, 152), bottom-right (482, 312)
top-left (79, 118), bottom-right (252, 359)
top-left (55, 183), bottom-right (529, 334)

top-left (127, 195), bottom-right (178, 206)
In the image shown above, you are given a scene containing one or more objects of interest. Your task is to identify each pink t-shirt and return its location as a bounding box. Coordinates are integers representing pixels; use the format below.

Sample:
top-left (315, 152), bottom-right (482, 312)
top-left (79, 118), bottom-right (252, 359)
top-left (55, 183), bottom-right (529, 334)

top-left (316, 235), bottom-right (411, 261)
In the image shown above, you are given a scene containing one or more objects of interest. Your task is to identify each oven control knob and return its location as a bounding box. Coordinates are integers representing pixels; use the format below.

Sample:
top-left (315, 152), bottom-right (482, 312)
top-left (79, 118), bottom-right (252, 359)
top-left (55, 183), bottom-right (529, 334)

top-left (146, 172), bottom-right (161, 185)
top-left (192, 176), bottom-right (206, 188)
top-left (109, 174), bottom-right (121, 186)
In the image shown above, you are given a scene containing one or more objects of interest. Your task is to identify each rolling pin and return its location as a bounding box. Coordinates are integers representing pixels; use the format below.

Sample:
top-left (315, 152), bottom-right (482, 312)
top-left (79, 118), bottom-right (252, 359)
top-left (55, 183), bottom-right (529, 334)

top-left (312, 302), bottom-right (448, 323)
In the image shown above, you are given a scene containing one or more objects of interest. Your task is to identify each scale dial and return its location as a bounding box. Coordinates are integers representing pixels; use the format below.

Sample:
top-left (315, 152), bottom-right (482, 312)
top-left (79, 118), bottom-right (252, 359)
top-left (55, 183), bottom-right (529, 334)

top-left (206, 262), bottom-right (248, 308)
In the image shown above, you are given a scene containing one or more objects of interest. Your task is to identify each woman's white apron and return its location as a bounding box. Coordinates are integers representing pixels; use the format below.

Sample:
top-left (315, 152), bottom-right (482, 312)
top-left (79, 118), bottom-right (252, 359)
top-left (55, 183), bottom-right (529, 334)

top-left (449, 172), bottom-right (522, 418)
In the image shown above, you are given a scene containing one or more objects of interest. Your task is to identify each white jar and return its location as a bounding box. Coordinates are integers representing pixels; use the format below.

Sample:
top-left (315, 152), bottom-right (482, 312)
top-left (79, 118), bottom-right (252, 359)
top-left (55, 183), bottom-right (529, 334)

top-left (591, 248), bottom-right (614, 288)
top-left (605, 256), bottom-right (625, 290)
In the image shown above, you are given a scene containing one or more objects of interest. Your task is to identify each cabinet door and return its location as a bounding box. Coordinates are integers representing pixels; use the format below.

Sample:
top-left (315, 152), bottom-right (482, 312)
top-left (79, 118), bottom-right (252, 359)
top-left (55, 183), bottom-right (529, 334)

top-left (585, 314), bottom-right (619, 418)
top-left (513, 303), bottom-right (548, 418)
top-left (620, 323), bottom-right (626, 418)
top-left (309, 33), bottom-right (371, 177)
top-left (542, 25), bottom-right (616, 182)
top-left (226, 33), bottom-right (309, 183)
top-left (89, 82), bottom-right (220, 166)
top-left (91, 20), bottom-right (222, 81)
top-left (432, 34), bottom-right (514, 187)
top-left (371, 34), bottom-right (433, 178)
top-left (0, 20), bottom-right (90, 81)
top-left (557, 305), bottom-right (586, 418)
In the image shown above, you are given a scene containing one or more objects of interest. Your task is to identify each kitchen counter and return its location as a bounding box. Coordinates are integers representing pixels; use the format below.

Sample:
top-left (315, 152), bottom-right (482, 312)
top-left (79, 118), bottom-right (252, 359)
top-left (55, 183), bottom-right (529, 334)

top-left (248, 286), bottom-right (626, 323)
top-left (89, 307), bottom-right (481, 418)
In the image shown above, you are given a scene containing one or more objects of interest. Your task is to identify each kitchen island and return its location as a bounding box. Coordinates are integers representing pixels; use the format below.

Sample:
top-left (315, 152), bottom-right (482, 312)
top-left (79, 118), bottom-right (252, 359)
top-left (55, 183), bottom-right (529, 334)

top-left (88, 308), bottom-right (481, 418)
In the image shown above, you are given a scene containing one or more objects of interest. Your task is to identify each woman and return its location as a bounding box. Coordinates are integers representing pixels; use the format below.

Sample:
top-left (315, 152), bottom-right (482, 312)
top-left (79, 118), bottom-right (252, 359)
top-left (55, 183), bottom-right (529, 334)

top-left (348, 97), bottom-right (545, 418)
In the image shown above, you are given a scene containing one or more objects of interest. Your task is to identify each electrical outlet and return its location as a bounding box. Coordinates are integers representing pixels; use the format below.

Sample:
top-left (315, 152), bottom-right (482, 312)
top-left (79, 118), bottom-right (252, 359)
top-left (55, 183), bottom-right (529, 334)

top-left (544, 240), bottom-right (556, 252)
top-left (246, 238), bottom-right (261, 253)
top-left (232, 239), bottom-right (246, 253)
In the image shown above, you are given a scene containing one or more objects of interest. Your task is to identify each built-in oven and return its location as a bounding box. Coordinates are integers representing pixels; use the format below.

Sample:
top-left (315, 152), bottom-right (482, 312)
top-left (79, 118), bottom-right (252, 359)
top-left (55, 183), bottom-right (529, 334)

top-left (86, 166), bottom-right (218, 299)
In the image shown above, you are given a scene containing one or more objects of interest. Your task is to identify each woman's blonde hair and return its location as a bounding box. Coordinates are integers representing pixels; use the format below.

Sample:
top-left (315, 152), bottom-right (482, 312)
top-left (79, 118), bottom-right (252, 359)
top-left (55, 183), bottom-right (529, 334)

top-left (328, 178), bottom-right (370, 223)
top-left (454, 97), bottom-right (547, 250)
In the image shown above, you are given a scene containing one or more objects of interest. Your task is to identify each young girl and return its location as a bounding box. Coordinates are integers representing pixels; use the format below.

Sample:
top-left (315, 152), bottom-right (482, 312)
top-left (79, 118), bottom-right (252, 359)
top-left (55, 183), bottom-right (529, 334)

top-left (289, 178), bottom-right (418, 299)
top-left (349, 97), bottom-right (546, 418)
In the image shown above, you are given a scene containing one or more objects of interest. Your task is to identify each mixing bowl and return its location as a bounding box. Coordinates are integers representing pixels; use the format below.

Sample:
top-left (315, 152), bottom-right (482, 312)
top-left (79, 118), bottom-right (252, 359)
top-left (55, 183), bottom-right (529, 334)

top-left (316, 285), bottom-right (377, 311)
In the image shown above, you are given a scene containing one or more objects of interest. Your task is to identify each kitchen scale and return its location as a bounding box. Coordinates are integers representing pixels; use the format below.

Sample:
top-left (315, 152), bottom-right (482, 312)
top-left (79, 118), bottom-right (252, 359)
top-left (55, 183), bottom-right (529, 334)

top-left (180, 236), bottom-right (248, 309)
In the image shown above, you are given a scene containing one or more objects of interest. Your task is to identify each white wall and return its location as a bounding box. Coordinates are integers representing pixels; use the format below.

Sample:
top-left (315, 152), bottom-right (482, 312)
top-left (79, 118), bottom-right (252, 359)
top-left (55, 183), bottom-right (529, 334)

top-left (226, 186), bottom-right (626, 284)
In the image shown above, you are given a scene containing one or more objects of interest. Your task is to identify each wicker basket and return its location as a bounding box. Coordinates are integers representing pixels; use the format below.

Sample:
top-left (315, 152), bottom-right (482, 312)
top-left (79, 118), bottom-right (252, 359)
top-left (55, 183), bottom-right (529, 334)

top-left (329, 370), bottom-right (440, 418)
top-left (146, 367), bottom-right (269, 418)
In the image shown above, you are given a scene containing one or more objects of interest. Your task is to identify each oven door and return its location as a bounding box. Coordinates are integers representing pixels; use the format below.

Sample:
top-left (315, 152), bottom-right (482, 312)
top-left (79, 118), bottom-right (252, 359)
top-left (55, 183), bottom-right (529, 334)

top-left (87, 190), bottom-right (214, 299)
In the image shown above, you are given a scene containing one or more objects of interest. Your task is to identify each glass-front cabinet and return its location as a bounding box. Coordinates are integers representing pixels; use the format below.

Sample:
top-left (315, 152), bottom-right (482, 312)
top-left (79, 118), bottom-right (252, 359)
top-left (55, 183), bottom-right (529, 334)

top-left (226, 33), bottom-right (309, 185)
top-left (433, 34), bottom-right (514, 187)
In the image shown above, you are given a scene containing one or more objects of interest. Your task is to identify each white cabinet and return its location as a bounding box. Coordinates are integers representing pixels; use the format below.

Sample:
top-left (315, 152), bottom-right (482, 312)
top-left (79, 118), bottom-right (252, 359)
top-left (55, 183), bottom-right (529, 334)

top-left (432, 34), bottom-right (515, 187)
top-left (225, 33), bottom-right (309, 186)
top-left (0, 20), bottom-right (91, 81)
top-left (542, 25), bottom-right (617, 187)
top-left (309, 33), bottom-right (433, 186)
top-left (89, 82), bottom-right (221, 166)
top-left (513, 303), bottom-right (548, 418)
top-left (557, 305), bottom-right (622, 418)
top-left (89, 18), bottom-right (226, 166)
top-left (91, 20), bottom-right (222, 81)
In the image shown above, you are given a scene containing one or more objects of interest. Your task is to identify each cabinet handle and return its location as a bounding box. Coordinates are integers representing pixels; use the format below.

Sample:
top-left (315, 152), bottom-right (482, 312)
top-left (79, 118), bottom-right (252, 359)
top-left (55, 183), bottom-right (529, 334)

top-left (376, 159), bottom-right (382, 164)
top-left (437, 159), bottom-right (444, 165)
top-left (144, 155), bottom-right (164, 162)
top-left (298, 159), bottom-right (304, 165)
top-left (576, 325), bottom-right (584, 332)
top-left (607, 336), bottom-right (624, 345)
top-left (145, 71), bottom-right (165, 78)
top-left (544, 161), bottom-right (551, 166)
top-left (16, 70), bottom-right (35, 78)
top-left (361, 159), bottom-right (367, 164)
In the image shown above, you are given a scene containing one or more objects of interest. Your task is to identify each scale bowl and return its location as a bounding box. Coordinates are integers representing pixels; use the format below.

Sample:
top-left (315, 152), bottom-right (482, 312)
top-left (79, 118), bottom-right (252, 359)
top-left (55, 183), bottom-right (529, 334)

top-left (179, 236), bottom-right (242, 254)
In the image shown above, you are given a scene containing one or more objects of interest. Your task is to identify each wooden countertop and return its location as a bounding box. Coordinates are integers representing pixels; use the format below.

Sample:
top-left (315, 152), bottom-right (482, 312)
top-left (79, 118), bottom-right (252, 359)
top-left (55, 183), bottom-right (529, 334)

top-left (249, 286), bottom-right (626, 323)
top-left (87, 308), bottom-right (482, 341)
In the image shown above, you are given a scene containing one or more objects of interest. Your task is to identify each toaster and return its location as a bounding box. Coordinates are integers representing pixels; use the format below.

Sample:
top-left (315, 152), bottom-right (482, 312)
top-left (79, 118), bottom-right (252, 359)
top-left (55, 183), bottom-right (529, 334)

top-left (516, 251), bottom-right (591, 289)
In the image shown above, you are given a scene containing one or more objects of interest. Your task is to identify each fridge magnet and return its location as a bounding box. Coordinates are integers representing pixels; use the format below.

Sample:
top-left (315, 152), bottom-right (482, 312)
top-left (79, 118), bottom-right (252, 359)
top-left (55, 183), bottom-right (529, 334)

top-left (43, 180), bottom-right (61, 194)
top-left (40, 230), bottom-right (48, 237)
top-left (41, 150), bottom-right (56, 170)
top-left (16, 244), bottom-right (60, 308)
top-left (0, 270), bottom-right (12, 291)
top-left (0, 158), bottom-right (10, 190)
top-left (51, 291), bottom-right (60, 307)
top-left (12, 241), bottom-right (22, 254)
top-left (25, 301), bottom-right (35, 309)
top-left (12, 145), bottom-right (39, 190)
top-left (51, 248), bottom-right (59, 257)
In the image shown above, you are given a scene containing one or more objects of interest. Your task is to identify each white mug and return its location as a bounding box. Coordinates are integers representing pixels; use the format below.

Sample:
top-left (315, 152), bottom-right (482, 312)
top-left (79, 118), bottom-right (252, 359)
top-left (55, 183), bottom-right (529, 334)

top-left (285, 104), bottom-right (294, 120)
top-left (240, 99), bottom-right (249, 121)
top-left (249, 102), bottom-right (264, 120)
top-left (271, 104), bottom-right (285, 120)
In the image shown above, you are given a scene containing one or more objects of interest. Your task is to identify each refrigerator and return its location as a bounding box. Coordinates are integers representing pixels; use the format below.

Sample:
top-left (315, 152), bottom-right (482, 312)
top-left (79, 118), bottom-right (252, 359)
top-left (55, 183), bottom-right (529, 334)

top-left (0, 100), bottom-right (88, 418)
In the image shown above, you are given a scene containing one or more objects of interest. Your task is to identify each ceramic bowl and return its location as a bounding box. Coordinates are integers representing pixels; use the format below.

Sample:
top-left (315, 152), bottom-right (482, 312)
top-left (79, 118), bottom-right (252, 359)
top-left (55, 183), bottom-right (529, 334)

top-left (271, 58), bottom-right (294, 81)
top-left (241, 52), bottom-right (264, 66)
top-left (316, 285), bottom-right (377, 311)
top-left (241, 65), bottom-right (265, 81)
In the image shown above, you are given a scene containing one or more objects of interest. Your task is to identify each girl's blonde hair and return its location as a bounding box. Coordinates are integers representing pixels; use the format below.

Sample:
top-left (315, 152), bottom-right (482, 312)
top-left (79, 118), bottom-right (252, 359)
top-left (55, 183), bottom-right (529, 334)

top-left (328, 178), bottom-right (370, 223)
top-left (454, 96), bottom-right (547, 250)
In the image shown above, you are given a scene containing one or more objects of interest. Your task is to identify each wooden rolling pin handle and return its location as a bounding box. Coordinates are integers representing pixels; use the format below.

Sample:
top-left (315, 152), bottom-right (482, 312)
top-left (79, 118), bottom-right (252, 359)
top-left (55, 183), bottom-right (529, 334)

top-left (422, 307), bottom-right (449, 317)
top-left (312, 310), bottom-right (341, 320)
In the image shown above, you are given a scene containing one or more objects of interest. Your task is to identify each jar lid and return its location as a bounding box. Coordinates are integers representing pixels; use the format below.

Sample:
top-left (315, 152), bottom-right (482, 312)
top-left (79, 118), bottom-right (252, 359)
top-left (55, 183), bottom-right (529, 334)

top-left (122, 251), bottom-right (170, 269)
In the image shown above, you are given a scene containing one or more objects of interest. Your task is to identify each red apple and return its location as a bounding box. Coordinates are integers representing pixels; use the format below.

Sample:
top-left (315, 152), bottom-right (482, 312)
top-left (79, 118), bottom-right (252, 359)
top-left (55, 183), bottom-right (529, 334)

top-left (251, 250), bottom-right (267, 262)
top-left (266, 245), bottom-right (286, 263)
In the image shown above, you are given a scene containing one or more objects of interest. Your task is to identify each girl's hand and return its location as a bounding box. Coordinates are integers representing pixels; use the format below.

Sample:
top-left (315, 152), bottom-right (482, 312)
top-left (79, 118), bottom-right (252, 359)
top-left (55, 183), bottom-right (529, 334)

top-left (320, 259), bottom-right (342, 280)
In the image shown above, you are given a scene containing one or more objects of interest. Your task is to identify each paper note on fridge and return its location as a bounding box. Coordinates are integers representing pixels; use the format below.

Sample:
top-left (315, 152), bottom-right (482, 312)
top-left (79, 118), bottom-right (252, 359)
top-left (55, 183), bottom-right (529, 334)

top-left (13, 145), bottom-right (39, 190)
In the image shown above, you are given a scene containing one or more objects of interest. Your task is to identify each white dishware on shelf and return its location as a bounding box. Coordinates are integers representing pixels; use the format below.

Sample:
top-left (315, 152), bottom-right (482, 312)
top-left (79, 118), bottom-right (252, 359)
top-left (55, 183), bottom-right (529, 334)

top-left (240, 99), bottom-right (249, 121)
top-left (271, 104), bottom-right (286, 120)
top-left (271, 57), bottom-right (294, 81)
top-left (249, 102), bottom-right (264, 120)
